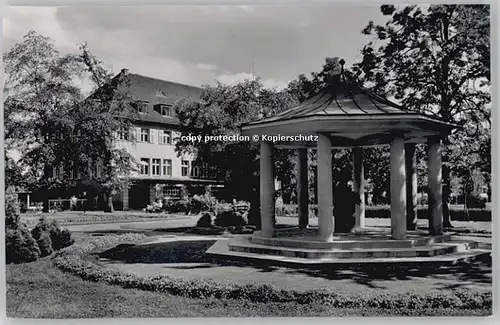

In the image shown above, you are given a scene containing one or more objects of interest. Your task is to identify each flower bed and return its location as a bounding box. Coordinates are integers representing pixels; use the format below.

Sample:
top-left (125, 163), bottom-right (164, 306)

top-left (52, 235), bottom-right (492, 310)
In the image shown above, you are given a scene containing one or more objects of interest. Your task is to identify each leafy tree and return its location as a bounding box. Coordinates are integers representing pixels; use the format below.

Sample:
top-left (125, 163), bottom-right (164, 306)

top-left (174, 79), bottom-right (298, 227)
top-left (4, 31), bottom-right (84, 211)
top-left (68, 44), bottom-right (138, 212)
top-left (4, 31), bottom-right (138, 212)
top-left (355, 4), bottom-right (491, 226)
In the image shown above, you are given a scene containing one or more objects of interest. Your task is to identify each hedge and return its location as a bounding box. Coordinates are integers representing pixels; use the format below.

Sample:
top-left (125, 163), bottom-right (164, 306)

top-left (365, 206), bottom-right (491, 222)
top-left (275, 204), bottom-right (491, 222)
top-left (53, 235), bottom-right (492, 310)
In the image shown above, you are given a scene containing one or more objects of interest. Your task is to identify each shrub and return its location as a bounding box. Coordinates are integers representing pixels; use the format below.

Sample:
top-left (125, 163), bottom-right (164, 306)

top-left (247, 204), bottom-right (261, 229)
top-left (37, 232), bottom-right (54, 257)
top-left (466, 194), bottom-right (487, 209)
top-left (214, 210), bottom-right (246, 227)
top-left (164, 200), bottom-right (190, 214)
top-left (189, 194), bottom-right (219, 214)
top-left (51, 228), bottom-right (75, 251)
top-left (31, 217), bottom-right (74, 253)
top-left (364, 205), bottom-right (491, 222)
top-left (196, 213), bottom-right (213, 228)
top-left (5, 192), bottom-right (20, 229)
top-left (6, 226), bottom-right (41, 264)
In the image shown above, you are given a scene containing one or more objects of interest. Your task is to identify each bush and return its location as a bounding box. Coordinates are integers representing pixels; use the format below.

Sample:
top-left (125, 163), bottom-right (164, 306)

top-left (31, 217), bottom-right (75, 253)
top-left (189, 194), bottom-right (219, 214)
top-left (164, 200), bottom-right (190, 214)
top-left (247, 204), bottom-right (261, 229)
top-left (196, 213), bottom-right (213, 228)
top-left (5, 193), bottom-right (20, 229)
top-left (37, 232), bottom-right (54, 257)
top-left (364, 205), bottom-right (491, 222)
top-left (52, 237), bottom-right (492, 310)
top-left (214, 210), bottom-right (246, 227)
top-left (6, 226), bottom-right (41, 264)
top-left (466, 194), bottom-right (487, 209)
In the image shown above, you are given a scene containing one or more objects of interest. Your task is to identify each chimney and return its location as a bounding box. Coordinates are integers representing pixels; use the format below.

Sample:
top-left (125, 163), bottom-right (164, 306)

top-left (121, 68), bottom-right (129, 75)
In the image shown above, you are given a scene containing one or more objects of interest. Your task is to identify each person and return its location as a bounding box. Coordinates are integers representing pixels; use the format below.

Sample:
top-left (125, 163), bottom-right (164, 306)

top-left (70, 195), bottom-right (78, 211)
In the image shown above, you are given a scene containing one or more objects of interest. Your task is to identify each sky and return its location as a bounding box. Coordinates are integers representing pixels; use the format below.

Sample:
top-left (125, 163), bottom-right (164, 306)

top-left (3, 5), bottom-right (389, 92)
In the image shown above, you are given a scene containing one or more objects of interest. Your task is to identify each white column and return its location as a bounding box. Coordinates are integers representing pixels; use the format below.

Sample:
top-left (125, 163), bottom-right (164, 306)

top-left (427, 137), bottom-right (443, 235)
top-left (390, 136), bottom-right (407, 240)
top-left (352, 147), bottom-right (365, 229)
top-left (260, 141), bottom-right (275, 237)
top-left (26, 194), bottom-right (30, 208)
top-left (296, 148), bottom-right (309, 228)
top-left (405, 143), bottom-right (418, 230)
top-left (317, 133), bottom-right (334, 241)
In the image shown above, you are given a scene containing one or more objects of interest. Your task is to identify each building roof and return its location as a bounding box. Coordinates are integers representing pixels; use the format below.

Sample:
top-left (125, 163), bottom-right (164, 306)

top-left (112, 71), bottom-right (204, 127)
top-left (246, 75), bottom-right (430, 125)
top-left (242, 67), bottom-right (457, 148)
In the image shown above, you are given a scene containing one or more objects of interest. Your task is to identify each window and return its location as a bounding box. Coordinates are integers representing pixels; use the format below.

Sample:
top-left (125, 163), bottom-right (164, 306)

top-left (162, 159), bottom-right (172, 176)
top-left (140, 128), bottom-right (150, 142)
top-left (53, 165), bottom-right (63, 178)
top-left (140, 158), bottom-right (150, 175)
top-left (136, 101), bottom-right (149, 114)
top-left (96, 161), bottom-right (103, 178)
top-left (118, 128), bottom-right (129, 140)
top-left (181, 160), bottom-right (190, 177)
top-left (159, 130), bottom-right (172, 145)
top-left (160, 104), bottom-right (174, 117)
top-left (163, 186), bottom-right (181, 199)
top-left (152, 158), bottom-right (161, 176)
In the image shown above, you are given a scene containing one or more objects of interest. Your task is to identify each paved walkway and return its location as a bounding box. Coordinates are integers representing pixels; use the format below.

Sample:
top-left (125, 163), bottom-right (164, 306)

top-left (63, 215), bottom-right (492, 235)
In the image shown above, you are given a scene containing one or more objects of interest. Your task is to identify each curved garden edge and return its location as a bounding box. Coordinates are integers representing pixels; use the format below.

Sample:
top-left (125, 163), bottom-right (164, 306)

top-left (52, 234), bottom-right (492, 311)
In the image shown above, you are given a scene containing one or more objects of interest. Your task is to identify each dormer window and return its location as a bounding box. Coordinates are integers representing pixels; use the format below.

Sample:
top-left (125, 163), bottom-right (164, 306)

top-left (134, 100), bottom-right (149, 114)
top-left (157, 104), bottom-right (174, 117)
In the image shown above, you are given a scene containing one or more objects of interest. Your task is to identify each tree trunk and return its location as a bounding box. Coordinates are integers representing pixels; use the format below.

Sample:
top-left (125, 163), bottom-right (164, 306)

top-left (442, 139), bottom-right (453, 228)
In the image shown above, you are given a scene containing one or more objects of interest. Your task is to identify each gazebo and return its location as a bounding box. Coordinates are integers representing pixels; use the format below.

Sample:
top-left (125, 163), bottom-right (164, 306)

top-left (207, 63), bottom-right (488, 267)
top-left (244, 66), bottom-right (454, 241)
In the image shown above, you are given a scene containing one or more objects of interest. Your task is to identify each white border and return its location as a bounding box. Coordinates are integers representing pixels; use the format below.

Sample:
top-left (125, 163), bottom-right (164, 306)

top-left (0, 1), bottom-right (498, 325)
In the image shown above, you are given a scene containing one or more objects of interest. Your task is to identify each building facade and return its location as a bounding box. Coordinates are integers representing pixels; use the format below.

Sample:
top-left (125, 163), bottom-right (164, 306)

top-left (111, 72), bottom-right (224, 210)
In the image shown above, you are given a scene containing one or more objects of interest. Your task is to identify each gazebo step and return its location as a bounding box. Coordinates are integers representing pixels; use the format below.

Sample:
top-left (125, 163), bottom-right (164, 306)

top-left (251, 233), bottom-right (453, 250)
top-left (207, 239), bottom-right (490, 269)
top-left (228, 237), bottom-right (480, 259)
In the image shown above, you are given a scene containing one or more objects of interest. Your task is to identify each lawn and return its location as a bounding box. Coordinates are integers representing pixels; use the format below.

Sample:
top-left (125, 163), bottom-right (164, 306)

top-left (95, 238), bottom-right (492, 295)
top-left (6, 257), bottom-right (491, 317)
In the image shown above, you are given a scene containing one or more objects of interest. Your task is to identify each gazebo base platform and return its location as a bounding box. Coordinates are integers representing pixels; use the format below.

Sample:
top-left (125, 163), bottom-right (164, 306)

top-left (206, 227), bottom-right (490, 269)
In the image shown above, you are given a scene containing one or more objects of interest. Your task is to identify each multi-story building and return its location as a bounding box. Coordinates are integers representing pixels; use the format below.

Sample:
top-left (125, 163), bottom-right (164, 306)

top-left (110, 70), bottom-right (224, 210)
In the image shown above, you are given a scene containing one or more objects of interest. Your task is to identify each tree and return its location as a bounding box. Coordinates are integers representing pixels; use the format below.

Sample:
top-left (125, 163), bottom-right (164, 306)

top-left (355, 5), bottom-right (491, 227)
top-left (174, 79), bottom-right (298, 227)
top-left (4, 31), bottom-right (85, 211)
top-left (68, 44), bottom-right (138, 212)
top-left (4, 31), bottom-right (138, 212)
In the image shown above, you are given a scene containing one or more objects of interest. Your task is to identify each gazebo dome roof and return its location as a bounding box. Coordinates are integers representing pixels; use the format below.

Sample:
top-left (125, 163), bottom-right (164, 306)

top-left (242, 69), bottom-right (457, 148)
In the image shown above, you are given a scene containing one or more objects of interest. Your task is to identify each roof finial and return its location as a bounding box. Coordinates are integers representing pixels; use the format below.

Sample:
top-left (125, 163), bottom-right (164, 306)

top-left (339, 58), bottom-right (346, 83)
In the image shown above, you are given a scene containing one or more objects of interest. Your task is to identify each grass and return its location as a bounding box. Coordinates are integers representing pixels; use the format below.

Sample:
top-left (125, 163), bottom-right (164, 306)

top-left (94, 239), bottom-right (492, 295)
top-left (6, 258), bottom-right (491, 317)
